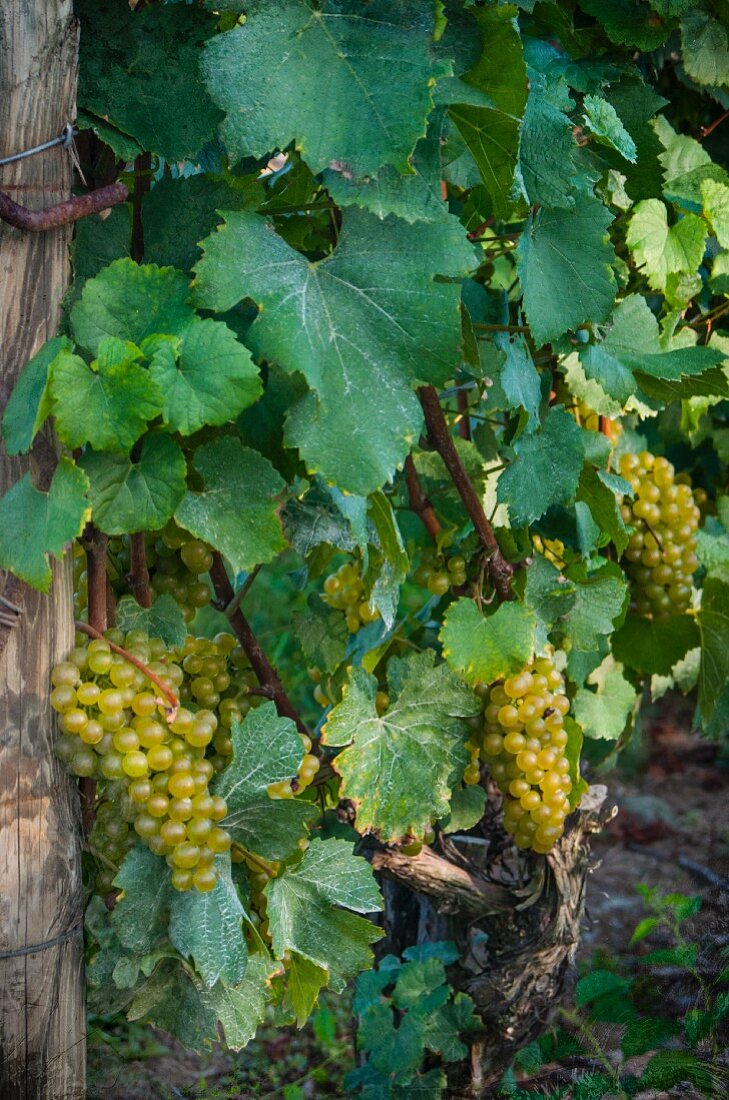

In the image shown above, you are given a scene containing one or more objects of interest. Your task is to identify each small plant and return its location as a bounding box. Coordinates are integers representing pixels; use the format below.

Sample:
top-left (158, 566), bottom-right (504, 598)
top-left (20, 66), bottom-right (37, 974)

top-left (501, 890), bottom-right (729, 1099)
top-left (348, 941), bottom-right (480, 1098)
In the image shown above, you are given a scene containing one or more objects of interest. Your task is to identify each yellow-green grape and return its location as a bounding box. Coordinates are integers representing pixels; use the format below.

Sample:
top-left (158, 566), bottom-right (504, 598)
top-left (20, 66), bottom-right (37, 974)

top-left (618, 452), bottom-right (700, 620)
top-left (322, 560), bottom-right (380, 632)
top-left (50, 627), bottom-right (236, 893)
top-left (478, 653), bottom-right (576, 853)
top-left (462, 738), bottom-right (481, 786)
top-left (414, 548), bottom-right (467, 595)
top-left (531, 534), bottom-right (566, 567)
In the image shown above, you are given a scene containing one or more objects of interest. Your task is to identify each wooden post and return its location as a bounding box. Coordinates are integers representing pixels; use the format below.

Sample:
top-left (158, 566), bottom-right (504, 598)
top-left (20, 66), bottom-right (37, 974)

top-left (0, 3), bottom-right (85, 1097)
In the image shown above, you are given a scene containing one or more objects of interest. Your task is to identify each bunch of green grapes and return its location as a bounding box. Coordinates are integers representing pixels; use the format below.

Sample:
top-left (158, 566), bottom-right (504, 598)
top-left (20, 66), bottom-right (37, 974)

top-left (149, 522), bottom-right (214, 621)
top-left (51, 631), bottom-right (244, 893)
top-left (267, 728), bottom-right (321, 799)
top-left (322, 560), bottom-right (380, 633)
top-left (618, 452), bottom-right (700, 619)
top-left (477, 654), bottom-right (574, 854)
top-left (413, 548), bottom-right (467, 595)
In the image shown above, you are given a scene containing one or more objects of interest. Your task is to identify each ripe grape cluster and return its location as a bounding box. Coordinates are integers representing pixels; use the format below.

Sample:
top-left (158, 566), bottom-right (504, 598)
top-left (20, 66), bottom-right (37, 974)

top-left (476, 654), bottom-right (574, 854)
top-left (51, 631), bottom-right (240, 892)
top-left (618, 452), bottom-right (700, 619)
top-left (322, 561), bottom-right (380, 633)
top-left (414, 548), bottom-right (467, 595)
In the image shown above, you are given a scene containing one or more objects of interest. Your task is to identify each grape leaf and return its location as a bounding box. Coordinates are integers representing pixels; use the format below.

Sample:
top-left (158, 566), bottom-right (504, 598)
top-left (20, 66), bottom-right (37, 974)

top-left (368, 491), bottom-right (409, 630)
top-left (518, 79), bottom-right (578, 209)
top-left (583, 95), bottom-right (637, 162)
top-left (576, 467), bottom-right (631, 555)
top-left (78, 0), bottom-right (222, 161)
top-left (79, 433), bottom-right (187, 535)
top-left (522, 554), bottom-right (577, 635)
top-left (168, 855), bottom-right (249, 988)
top-left (560, 568), bottom-right (628, 652)
top-left (1, 336), bottom-right (71, 455)
top-left (698, 565), bottom-right (729, 722)
top-left (147, 319), bottom-right (261, 435)
top-left (681, 10), bottom-right (729, 88)
top-left (573, 656), bottom-right (637, 740)
top-left (211, 702), bottom-right (316, 862)
top-left (612, 613), bottom-right (700, 676)
top-left (438, 786), bottom-right (487, 834)
top-left (201, 0), bottom-right (439, 177)
top-left (143, 174), bottom-right (264, 274)
top-left (71, 260), bottom-right (195, 356)
top-left (175, 437), bottom-right (286, 574)
top-left (440, 599), bottom-right (535, 687)
top-left (0, 458), bottom-right (89, 592)
top-left (422, 994), bottom-right (480, 1062)
top-left (295, 595), bottom-right (350, 675)
top-left (265, 837), bottom-right (383, 993)
top-left (579, 294), bottom-right (661, 403)
top-left (115, 594), bottom-right (188, 650)
top-left (579, 0), bottom-right (672, 50)
top-left (111, 845), bottom-right (173, 955)
top-left (193, 209), bottom-right (475, 494)
top-left (322, 112), bottom-right (450, 224)
top-left (49, 341), bottom-right (163, 455)
top-left (286, 953), bottom-right (330, 1028)
top-left (497, 407), bottom-right (585, 526)
top-left (517, 194), bottom-right (617, 346)
top-left (626, 200), bottom-right (706, 292)
top-left (701, 177), bottom-right (729, 248)
top-left (322, 652), bottom-right (480, 841)
top-left (448, 3), bottom-right (527, 220)
top-left (128, 955), bottom-right (273, 1053)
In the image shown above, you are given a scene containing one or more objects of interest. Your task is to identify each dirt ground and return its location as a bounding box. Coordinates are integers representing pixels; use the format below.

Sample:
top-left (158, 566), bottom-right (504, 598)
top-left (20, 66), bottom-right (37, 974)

top-left (86, 694), bottom-right (729, 1099)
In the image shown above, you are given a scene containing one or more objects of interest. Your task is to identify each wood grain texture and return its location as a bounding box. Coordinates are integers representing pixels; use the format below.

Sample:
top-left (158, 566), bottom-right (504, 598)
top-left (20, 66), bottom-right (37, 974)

top-left (0, 3), bottom-right (85, 1097)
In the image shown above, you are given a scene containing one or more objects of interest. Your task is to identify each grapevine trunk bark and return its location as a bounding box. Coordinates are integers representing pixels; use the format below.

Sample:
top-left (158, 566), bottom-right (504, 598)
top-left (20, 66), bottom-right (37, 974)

top-left (374, 787), bottom-right (612, 1093)
top-left (0, 3), bottom-right (85, 1097)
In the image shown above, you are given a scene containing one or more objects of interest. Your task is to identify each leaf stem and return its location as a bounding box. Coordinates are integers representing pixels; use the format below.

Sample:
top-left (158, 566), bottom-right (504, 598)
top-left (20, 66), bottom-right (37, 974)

top-left (403, 455), bottom-right (441, 543)
top-left (73, 620), bottom-right (180, 719)
top-left (209, 553), bottom-right (310, 737)
top-left (224, 564), bottom-right (262, 620)
top-left (418, 386), bottom-right (513, 601)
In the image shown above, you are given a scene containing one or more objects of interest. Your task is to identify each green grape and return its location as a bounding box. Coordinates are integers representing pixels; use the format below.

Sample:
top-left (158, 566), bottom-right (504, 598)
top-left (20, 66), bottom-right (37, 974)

top-left (321, 559), bottom-right (380, 633)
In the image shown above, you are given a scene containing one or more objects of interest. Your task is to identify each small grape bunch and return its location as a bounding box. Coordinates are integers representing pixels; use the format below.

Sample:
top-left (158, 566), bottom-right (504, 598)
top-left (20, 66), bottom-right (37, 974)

top-left (322, 560), bottom-right (380, 633)
top-left (149, 522), bottom-right (215, 622)
top-left (267, 729), bottom-right (321, 800)
top-left (413, 548), bottom-right (467, 596)
top-left (51, 630), bottom-right (232, 893)
top-left (531, 534), bottom-right (566, 567)
top-left (618, 452), bottom-right (700, 619)
top-left (477, 654), bottom-right (575, 854)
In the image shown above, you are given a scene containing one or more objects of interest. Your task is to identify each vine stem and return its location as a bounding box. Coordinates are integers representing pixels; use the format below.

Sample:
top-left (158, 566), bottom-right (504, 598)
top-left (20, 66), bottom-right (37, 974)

top-left (128, 532), bottom-right (152, 608)
top-left (209, 553), bottom-right (310, 737)
top-left (73, 621), bottom-right (179, 719)
top-left (404, 455), bottom-right (441, 543)
top-left (418, 386), bottom-right (514, 601)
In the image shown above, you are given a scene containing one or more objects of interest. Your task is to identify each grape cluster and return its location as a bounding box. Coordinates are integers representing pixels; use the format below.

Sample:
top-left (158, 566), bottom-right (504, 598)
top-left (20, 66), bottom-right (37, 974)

top-left (531, 534), bottom-right (566, 567)
top-left (618, 452), bottom-right (700, 619)
top-left (476, 654), bottom-right (574, 854)
top-left (414, 548), bottom-right (467, 595)
top-left (51, 631), bottom-right (249, 892)
top-left (267, 729), bottom-right (320, 799)
top-left (322, 561), bottom-right (380, 633)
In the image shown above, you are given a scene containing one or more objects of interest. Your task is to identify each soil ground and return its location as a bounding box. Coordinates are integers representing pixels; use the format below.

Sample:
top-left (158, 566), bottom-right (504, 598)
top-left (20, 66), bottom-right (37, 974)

top-left (86, 694), bottom-right (729, 1099)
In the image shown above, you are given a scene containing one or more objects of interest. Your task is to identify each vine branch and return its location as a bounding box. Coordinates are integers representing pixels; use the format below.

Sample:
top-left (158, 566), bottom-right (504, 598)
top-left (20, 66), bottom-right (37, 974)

top-left (209, 553), bottom-right (310, 737)
top-left (418, 386), bottom-right (513, 601)
top-left (128, 533), bottom-right (152, 608)
top-left (404, 455), bottom-right (441, 543)
top-left (0, 182), bottom-right (128, 231)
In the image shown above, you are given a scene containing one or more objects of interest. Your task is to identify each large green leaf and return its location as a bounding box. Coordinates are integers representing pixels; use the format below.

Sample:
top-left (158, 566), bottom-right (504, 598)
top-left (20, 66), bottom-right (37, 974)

top-left (518, 79), bottom-right (578, 209)
top-left (128, 955), bottom-right (273, 1053)
top-left (517, 195), bottom-right (617, 346)
top-left (0, 458), bottom-right (89, 592)
top-left (698, 565), bottom-right (729, 722)
top-left (612, 613), bottom-right (700, 676)
top-left (265, 837), bottom-right (383, 993)
top-left (78, 0), bottom-right (222, 161)
top-left (211, 702), bottom-right (316, 862)
top-left (577, 467), bottom-right (631, 555)
top-left (497, 407), bottom-right (585, 526)
top-left (175, 437), bottom-right (286, 574)
top-left (448, 4), bottom-right (527, 220)
top-left (322, 652), bottom-right (480, 841)
top-left (1, 337), bottom-right (71, 455)
top-left (681, 9), bottom-right (729, 88)
top-left (115, 594), bottom-right (188, 651)
top-left (79, 433), bottom-right (187, 535)
top-left (201, 0), bottom-right (438, 176)
top-left (49, 341), bottom-right (163, 454)
top-left (193, 210), bottom-right (474, 494)
top-left (71, 260), bottom-right (195, 356)
top-left (440, 599), bottom-right (535, 687)
top-left (148, 320), bottom-right (261, 435)
top-left (560, 568), bottom-right (628, 652)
